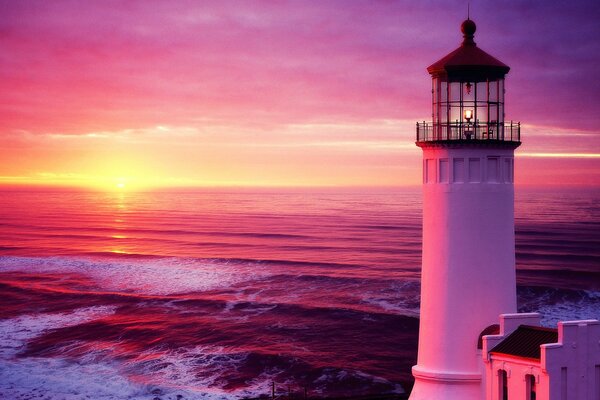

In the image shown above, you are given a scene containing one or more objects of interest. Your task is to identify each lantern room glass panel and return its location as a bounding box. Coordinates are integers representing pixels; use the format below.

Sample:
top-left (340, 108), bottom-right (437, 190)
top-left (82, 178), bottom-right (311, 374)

top-left (449, 82), bottom-right (461, 103)
top-left (476, 81), bottom-right (487, 102)
top-left (489, 80), bottom-right (499, 103)
top-left (440, 79), bottom-right (448, 103)
top-left (431, 76), bottom-right (507, 141)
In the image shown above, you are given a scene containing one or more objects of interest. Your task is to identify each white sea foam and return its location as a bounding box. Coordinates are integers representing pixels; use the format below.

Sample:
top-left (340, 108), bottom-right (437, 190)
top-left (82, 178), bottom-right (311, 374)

top-left (0, 307), bottom-right (255, 399)
top-left (126, 345), bottom-right (269, 398)
top-left (536, 290), bottom-right (600, 327)
top-left (517, 286), bottom-right (600, 327)
top-left (313, 367), bottom-right (404, 395)
top-left (360, 280), bottom-right (421, 317)
top-left (0, 255), bottom-right (263, 295)
top-left (0, 306), bottom-right (116, 355)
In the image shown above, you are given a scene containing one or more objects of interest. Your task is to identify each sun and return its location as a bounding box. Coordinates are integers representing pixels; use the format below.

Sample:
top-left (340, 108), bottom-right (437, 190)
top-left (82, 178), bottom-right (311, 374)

top-left (116, 182), bottom-right (126, 189)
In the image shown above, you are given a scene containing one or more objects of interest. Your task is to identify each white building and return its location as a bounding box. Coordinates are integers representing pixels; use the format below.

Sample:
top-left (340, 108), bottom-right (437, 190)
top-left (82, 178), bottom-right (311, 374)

top-left (482, 313), bottom-right (600, 400)
top-left (409, 18), bottom-right (600, 400)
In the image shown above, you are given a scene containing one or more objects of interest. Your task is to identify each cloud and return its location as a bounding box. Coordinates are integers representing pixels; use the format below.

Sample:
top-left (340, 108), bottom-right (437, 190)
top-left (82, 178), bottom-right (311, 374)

top-left (0, 1), bottom-right (598, 187)
top-left (519, 153), bottom-right (600, 159)
top-left (2, 1), bottom-right (598, 132)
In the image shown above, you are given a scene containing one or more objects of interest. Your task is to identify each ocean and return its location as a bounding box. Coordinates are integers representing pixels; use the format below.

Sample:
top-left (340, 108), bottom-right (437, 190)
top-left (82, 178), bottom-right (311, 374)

top-left (0, 187), bottom-right (598, 399)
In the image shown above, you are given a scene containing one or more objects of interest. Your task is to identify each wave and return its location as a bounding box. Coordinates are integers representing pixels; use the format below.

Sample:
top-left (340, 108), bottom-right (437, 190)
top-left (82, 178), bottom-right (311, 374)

top-left (0, 255), bottom-right (264, 296)
top-left (2, 255), bottom-right (597, 319)
top-left (517, 286), bottom-right (600, 326)
top-left (1, 252), bottom-right (598, 399)
top-left (0, 298), bottom-right (414, 399)
top-left (0, 307), bottom-right (236, 400)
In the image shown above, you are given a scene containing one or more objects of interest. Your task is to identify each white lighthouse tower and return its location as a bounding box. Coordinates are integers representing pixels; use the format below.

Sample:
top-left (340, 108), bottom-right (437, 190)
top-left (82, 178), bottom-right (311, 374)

top-left (409, 19), bottom-right (521, 400)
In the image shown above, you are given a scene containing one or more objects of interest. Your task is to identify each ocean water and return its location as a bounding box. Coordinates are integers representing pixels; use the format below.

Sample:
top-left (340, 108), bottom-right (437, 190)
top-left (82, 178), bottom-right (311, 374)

top-left (0, 187), bottom-right (598, 399)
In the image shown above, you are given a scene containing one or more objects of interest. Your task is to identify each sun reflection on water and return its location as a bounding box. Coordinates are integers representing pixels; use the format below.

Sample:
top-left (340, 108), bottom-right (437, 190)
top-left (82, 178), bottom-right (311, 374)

top-left (105, 190), bottom-right (133, 255)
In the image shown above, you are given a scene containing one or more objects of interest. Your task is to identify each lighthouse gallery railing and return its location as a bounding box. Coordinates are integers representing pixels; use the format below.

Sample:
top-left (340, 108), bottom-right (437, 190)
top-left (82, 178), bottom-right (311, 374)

top-left (416, 121), bottom-right (520, 142)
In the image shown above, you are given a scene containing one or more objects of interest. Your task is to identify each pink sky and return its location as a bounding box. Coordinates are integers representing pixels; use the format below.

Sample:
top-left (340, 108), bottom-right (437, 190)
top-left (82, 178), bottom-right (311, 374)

top-left (1, 0), bottom-right (599, 188)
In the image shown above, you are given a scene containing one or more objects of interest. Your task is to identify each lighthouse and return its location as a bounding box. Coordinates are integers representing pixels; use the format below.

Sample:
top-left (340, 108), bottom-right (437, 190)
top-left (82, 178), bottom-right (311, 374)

top-left (409, 19), bottom-right (521, 400)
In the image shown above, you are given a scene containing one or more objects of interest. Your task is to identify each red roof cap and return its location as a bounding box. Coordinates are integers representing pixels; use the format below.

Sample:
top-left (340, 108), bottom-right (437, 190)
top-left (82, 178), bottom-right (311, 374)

top-left (427, 19), bottom-right (510, 81)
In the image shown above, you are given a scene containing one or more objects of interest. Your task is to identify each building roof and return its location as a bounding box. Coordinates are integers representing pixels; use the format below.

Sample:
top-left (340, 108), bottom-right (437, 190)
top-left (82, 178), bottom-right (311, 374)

top-left (490, 325), bottom-right (558, 360)
top-left (427, 19), bottom-right (510, 81)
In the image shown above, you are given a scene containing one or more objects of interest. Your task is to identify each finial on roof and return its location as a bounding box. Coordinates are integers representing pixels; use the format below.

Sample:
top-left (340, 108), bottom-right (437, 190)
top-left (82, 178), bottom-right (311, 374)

top-left (461, 18), bottom-right (476, 46)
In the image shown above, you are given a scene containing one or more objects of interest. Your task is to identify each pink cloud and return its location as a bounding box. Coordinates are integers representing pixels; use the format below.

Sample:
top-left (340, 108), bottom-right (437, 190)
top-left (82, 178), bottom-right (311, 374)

top-left (0, 0), bottom-right (598, 187)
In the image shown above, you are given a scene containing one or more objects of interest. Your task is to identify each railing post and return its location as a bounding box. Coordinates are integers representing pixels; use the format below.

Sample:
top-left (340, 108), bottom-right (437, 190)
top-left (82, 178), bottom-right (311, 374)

top-left (416, 122), bottom-right (419, 141)
top-left (510, 120), bottom-right (517, 141)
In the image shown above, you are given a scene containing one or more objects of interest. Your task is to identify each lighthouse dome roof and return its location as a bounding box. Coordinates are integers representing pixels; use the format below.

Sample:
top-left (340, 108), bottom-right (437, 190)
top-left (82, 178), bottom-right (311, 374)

top-left (427, 19), bottom-right (510, 81)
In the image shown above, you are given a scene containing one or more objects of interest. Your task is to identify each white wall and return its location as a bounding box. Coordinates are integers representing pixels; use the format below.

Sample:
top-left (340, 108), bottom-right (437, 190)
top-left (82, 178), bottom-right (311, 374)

top-left (487, 355), bottom-right (543, 400)
top-left (541, 320), bottom-right (600, 400)
top-left (411, 145), bottom-right (517, 400)
top-left (482, 315), bottom-right (600, 400)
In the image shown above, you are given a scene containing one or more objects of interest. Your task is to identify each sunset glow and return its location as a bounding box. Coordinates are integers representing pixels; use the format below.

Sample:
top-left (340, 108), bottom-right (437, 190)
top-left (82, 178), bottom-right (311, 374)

top-left (1, 1), bottom-right (599, 189)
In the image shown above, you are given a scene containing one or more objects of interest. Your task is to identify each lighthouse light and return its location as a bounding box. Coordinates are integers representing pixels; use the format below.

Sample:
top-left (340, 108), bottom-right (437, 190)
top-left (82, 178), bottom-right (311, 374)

top-left (464, 109), bottom-right (473, 122)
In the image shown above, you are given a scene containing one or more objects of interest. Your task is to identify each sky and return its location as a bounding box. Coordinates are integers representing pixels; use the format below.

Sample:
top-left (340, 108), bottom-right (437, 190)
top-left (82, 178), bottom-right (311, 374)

top-left (1, 0), bottom-right (599, 190)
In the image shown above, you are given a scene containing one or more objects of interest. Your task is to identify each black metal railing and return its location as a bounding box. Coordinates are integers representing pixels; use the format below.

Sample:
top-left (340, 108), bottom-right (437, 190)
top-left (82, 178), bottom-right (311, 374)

top-left (416, 121), bottom-right (520, 143)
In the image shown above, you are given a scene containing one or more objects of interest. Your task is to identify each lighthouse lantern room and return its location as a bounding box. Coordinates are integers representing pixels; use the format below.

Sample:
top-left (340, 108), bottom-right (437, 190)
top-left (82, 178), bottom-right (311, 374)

top-left (417, 19), bottom-right (520, 143)
top-left (410, 18), bottom-right (521, 400)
